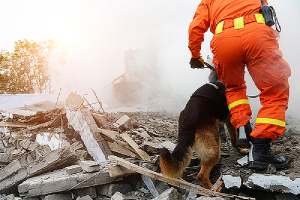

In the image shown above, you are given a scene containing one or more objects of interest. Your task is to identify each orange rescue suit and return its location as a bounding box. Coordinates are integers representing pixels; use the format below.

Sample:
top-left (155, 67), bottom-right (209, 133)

top-left (188, 0), bottom-right (291, 140)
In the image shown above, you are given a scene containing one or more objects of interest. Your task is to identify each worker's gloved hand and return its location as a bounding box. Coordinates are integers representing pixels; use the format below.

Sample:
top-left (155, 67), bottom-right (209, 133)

top-left (190, 57), bottom-right (205, 69)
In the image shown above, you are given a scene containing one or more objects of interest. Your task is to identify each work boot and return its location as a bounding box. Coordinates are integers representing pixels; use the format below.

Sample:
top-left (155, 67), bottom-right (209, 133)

top-left (248, 138), bottom-right (289, 171)
top-left (236, 122), bottom-right (252, 149)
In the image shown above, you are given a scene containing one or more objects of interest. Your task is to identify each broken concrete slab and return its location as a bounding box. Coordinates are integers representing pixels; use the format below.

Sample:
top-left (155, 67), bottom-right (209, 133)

top-left (65, 165), bottom-right (82, 175)
top-left (80, 160), bottom-right (100, 173)
top-left (18, 167), bottom-right (120, 197)
top-left (222, 175), bottom-right (242, 189)
top-left (111, 192), bottom-right (124, 200)
top-left (65, 93), bottom-right (111, 163)
top-left (152, 187), bottom-right (181, 200)
top-left (43, 193), bottom-right (72, 200)
top-left (0, 148), bottom-right (77, 192)
top-left (113, 115), bottom-right (131, 130)
top-left (245, 173), bottom-right (300, 195)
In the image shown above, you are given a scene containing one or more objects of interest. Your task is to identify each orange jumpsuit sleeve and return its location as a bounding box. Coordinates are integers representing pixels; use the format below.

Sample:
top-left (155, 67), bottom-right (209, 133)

top-left (188, 0), bottom-right (210, 58)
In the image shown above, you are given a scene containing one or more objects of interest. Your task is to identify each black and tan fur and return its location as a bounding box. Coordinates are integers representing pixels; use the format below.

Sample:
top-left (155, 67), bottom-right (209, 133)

top-left (160, 74), bottom-right (237, 189)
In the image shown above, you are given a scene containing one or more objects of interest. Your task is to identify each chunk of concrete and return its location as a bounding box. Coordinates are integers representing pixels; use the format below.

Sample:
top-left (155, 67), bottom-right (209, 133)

top-left (0, 152), bottom-right (11, 163)
top-left (113, 115), bottom-right (131, 129)
top-left (4, 194), bottom-right (15, 200)
top-left (97, 183), bottom-right (132, 197)
top-left (237, 155), bottom-right (248, 166)
top-left (80, 160), bottom-right (100, 173)
top-left (74, 187), bottom-right (97, 198)
top-left (76, 195), bottom-right (93, 200)
top-left (161, 141), bottom-right (176, 152)
top-left (111, 192), bottom-right (124, 200)
top-left (152, 187), bottom-right (180, 200)
top-left (222, 175), bottom-right (242, 189)
top-left (43, 193), bottom-right (72, 200)
top-left (245, 173), bottom-right (300, 195)
top-left (65, 165), bottom-right (82, 175)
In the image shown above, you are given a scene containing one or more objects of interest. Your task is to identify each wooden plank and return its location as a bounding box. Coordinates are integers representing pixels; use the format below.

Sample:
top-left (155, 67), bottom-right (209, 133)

top-left (27, 117), bottom-right (59, 131)
top-left (109, 156), bottom-right (255, 200)
top-left (97, 128), bottom-right (133, 150)
top-left (0, 122), bottom-right (28, 128)
top-left (108, 142), bottom-right (136, 158)
top-left (120, 133), bottom-right (151, 161)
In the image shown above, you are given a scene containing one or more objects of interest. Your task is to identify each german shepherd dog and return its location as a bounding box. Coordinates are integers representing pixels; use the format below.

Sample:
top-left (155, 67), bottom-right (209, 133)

top-left (159, 71), bottom-right (238, 189)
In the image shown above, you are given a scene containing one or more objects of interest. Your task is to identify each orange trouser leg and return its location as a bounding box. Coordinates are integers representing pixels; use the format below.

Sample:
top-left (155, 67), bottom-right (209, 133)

top-left (211, 30), bottom-right (252, 128)
top-left (242, 23), bottom-right (291, 140)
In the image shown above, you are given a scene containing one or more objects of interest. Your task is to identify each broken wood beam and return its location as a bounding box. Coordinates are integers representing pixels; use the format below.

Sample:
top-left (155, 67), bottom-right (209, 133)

top-left (120, 133), bottom-right (151, 161)
top-left (108, 156), bottom-right (255, 200)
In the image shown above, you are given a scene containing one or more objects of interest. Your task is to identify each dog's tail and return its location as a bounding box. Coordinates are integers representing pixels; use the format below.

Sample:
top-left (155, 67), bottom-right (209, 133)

top-left (159, 138), bottom-right (193, 178)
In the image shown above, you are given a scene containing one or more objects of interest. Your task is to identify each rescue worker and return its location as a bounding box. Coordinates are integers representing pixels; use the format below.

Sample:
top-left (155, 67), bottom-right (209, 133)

top-left (188, 0), bottom-right (291, 171)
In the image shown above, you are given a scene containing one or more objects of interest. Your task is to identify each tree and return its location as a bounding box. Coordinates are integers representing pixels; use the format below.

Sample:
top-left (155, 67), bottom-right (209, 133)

top-left (0, 39), bottom-right (54, 94)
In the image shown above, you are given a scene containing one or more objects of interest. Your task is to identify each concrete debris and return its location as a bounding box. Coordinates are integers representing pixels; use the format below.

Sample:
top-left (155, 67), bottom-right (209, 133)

top-left (65, 165), bottom-right (82, 175)
top-left (196, 197), bottom-right (225, 200)
top-left (18, 167), bottom-right (118, 197)
top-left (152, 187), bottom-right (181, 200)
top-left (0, 94), bottom-right (299, 200)
top-left (80, 160), bottom-right (100, 173)
top-left (36, 133), bottom-right (69, 151)
top-left (237, 155), bottom-right (248, 166)
top-left (65, 93), bottom-right (111, 163)
top-left (113, 115), bottom-right (131, 130)
top-left (0, 153), bottom-right (11, 163)
top-left (245, 173), bottom-right (300, 195)
top-left (43, 193), bottom-right (72, 200)
top-left (160, 141), bottom-right (176, 152)
top-left (76, 195), bottom-right (93, 200)
top-left (74, 187), bottom-right (97, 199)
top-left (222, 175), bottom-right (242, 189)
top-left (111, 192), bottom-right (124, 200)
top-left (97, 183), bottom-right (132, 197)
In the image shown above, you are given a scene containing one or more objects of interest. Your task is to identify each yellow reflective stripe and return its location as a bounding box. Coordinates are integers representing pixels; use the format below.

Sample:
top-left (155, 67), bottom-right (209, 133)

top-left (215, 21), bottom-right (224, 34)
top-left (234, 17), bottom-right (244, 29)
top-left (256, 118), bottom-right (286, 127)
top-left (228, 99), bottom-right (249, 111)
top-left (255, 13), bottom-right (265, 24)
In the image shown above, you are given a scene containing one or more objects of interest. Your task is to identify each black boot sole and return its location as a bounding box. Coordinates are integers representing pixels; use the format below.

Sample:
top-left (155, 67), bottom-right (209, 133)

top-left (248, 160), bottom-right (290, 171)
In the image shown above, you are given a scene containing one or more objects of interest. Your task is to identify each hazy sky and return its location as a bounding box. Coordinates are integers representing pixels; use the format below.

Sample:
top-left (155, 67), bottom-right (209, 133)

top-left (0, 0), bottom-right (299, 115)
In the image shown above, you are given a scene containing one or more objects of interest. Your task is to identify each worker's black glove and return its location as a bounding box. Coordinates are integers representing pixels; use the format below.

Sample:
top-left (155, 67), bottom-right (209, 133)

top-left (190, 57), bottom-right (205, 69)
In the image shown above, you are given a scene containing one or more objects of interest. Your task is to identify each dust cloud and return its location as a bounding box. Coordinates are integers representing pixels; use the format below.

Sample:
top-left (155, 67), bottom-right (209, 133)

top-left (46, 0), bottom-right (299, 117)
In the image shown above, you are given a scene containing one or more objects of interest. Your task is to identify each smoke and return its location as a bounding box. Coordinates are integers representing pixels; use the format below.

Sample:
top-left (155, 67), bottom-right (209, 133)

top-left (46, 0), bottom-right (300, 117)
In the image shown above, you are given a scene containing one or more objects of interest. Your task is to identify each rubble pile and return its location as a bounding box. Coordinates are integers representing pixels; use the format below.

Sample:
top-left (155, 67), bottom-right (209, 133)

top-left (0, 93), bottom-right (299, 200)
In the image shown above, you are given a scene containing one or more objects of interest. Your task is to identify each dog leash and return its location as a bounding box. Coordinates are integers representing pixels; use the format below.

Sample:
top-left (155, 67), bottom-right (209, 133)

top-left (203, 62), bottom-right (260, 99)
